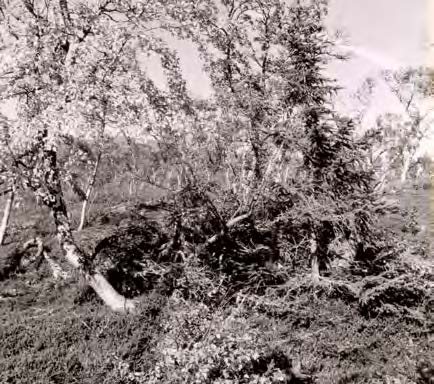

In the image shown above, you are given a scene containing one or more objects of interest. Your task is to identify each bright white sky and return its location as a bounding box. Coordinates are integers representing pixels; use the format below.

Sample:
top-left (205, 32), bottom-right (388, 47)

top-left (329, 0), bottom-right (426, 68)
top-left (327, 0), bottom-right (426, 111)
top-left (328, 0), bottom-right (434, 155)
top-left (3, 1), bottom-right (433, 151)
top-left (170, 0), bottom-right (430, 121)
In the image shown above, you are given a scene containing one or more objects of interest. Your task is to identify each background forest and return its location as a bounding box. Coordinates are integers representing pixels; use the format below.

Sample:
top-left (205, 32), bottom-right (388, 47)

top-left (0, 1), bottom-right (432, 383)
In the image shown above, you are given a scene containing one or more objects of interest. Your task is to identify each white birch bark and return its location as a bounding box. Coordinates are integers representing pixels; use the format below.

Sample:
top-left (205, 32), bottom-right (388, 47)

top-left (78, 152), bottom-right (101, 231)
top-left (0, 187), bottom-right (15, 245)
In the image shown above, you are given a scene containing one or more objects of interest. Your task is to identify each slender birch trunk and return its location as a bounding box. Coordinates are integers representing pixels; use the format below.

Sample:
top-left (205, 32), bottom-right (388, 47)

top-left (78, 152), bottom-right (101, 231)
top-left (400, 149), bottom-right (409, 184)
top-left (0, 186), bottom-right (15, 245)
top-left (309, 234), bottom-right (320, 284)
top-left (311, 255), bottom-right (320, 285)
top-left (30, 134), bottom-right (136, 313)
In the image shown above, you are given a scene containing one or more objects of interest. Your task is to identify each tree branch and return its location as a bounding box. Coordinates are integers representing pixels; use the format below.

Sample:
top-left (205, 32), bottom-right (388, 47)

top-left (205, 212), bottom-right (251, 245)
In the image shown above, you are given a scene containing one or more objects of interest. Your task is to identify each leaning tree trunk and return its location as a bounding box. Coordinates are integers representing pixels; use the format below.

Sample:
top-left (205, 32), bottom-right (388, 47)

top-left (52, 190), bottom-right (136, 312)
top-left (0, 186), bottom-right (15, 245)
top-left (78, 151), bottom-right (101, 231)
top-left (27, 132), bottom-right (136, 313)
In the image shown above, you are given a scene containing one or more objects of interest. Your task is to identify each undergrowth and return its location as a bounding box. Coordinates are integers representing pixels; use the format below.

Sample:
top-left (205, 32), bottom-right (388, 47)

top-left (1, 270), bottom-right (431, 384)
top-left (0, 188), bottom-right (432, 384)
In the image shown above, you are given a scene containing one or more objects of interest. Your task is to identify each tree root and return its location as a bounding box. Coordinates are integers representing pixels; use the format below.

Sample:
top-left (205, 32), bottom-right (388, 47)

top-left (1, 237), bottom-right (70, 280)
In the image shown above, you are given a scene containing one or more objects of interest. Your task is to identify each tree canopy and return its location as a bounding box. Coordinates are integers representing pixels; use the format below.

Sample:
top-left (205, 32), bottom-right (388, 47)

top-left (0, 0), bottom-right (406, 308)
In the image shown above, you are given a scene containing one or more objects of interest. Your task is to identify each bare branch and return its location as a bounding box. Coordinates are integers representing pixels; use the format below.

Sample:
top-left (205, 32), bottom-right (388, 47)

top-left (206, 212), bottom-right (251, 245)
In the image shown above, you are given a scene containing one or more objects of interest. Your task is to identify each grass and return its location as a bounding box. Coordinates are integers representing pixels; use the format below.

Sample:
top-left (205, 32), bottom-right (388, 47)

top-left (1, 272), bottom-right (431, 383)
top-left (0, 272), bottom-right (165, 384)
top-left (0, 184), bottom-right (432, 383)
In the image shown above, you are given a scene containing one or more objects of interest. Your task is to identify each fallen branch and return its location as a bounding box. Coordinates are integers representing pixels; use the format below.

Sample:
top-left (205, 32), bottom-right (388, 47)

top-left (19, 237), bottom-right (70, 279)
top-left (206, 212), bottom-right (251, 245)
top-left (32, 237), bottom-right (70, 280)
top-left (19, 237), bottom-right (44, 268)
top-left (0, 237), bottom-right (44, 280)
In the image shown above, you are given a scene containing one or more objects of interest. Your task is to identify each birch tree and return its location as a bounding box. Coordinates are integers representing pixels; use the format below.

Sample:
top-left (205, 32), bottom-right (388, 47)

top-left (0, 118), bottom-right (18, 245)
top-left (0, 183), bottom-right (14, 245)
top-left (0, 0), bottom-right (395, 303)
top-left (0, 0), bottom-right (199, 311)
top-left (379, 67), bottom-right (434, 187)
top-left (161, 0), bottom-right (382, 281)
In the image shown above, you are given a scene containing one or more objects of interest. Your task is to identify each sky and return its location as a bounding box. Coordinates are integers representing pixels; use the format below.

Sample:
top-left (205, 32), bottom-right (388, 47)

top-left (327, 0), bottom-right (426, 113)
top-left (174, 0), bottom-right (433, 155)
top-left (328, 0), bottom-right (426, 68)
top-left (164, 0), bottom-right (430, 123)
top-left (3, 1), bottom-right (430, 107)
top-left (327, 0), bottom-right (434, 156)
top-left (2, 1), bottom-right (432, 151)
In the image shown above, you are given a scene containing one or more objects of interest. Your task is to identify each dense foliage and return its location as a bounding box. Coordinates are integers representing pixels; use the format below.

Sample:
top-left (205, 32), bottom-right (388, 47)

top-left (0, 0), bottom-right (432, 383)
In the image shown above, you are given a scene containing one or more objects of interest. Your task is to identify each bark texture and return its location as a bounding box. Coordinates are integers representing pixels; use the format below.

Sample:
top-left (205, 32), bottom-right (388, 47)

top-left (310, 235), bottom-right (320, 284)
top-left (24, 130), bottom-right (136, 313)
top-left (0, 187), bottom-right (14, 245)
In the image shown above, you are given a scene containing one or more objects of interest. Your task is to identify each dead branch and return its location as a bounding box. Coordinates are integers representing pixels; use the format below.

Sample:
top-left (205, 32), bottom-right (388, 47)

top-left (20, 237), bottom-right (69, 279)
top-left (31, 236), bottom-right (69, 279)
top-left (206, 212), bottom-right (251, 245)
top-left (0, 237), bottom-right (43, 280)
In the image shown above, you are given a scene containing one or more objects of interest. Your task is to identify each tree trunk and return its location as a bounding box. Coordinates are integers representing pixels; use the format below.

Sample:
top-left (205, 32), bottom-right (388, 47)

top-left (400, 149), bottom-right (411, 184)
top-left (0, 187), bottom-right (15, 245)
top-left (88, 273), bottom-right (137, 312)
top-left (309, 235), bottom-right (320, 284)
top-left (311, 255), bottom-right (320, 285)
top-left (77, 152), bottom-right (101, 231)
top-left (128, 179), bottom-right (134, 199)
top-left (62, 241), bottom-right (136, 311)
top-left (53, 199), bottom-right (136, 312)
top-left (28, 133), bottom-right (136, 313)
top-left (42, 250), bottom-right (70, 280)
top-left (59, 0), bottom-right (71, 27)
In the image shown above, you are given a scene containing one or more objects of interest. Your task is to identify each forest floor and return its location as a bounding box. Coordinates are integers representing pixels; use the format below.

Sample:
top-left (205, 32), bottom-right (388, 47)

top-left (0, 190), bottom-right (432, 384)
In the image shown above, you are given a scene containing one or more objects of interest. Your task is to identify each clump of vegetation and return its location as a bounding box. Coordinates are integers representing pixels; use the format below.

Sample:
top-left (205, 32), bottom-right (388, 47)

top-left (0, 0), bottom-right (432, 383)
top-left (359, 273), bottom-right (430, 317)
